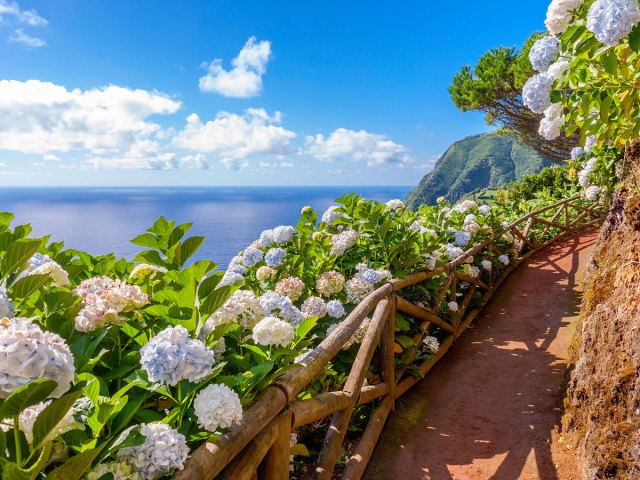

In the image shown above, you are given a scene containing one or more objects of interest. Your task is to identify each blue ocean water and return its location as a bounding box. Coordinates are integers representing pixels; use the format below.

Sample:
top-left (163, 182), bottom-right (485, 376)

top-left (0, 186), bottom-right (411, 269)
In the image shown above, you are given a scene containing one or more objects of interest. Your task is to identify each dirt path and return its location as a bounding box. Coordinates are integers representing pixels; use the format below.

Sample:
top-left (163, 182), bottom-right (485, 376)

top-left (364, 230), bottom-right (599, 480)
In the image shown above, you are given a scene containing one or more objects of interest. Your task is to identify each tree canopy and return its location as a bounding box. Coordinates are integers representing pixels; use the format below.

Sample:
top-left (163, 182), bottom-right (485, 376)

top-left (449, 33), bottom-right (578, 162)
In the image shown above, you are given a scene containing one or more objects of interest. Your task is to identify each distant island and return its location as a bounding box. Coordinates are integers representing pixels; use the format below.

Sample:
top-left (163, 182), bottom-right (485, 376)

top-left (405, 132), bottom-right (551, 209)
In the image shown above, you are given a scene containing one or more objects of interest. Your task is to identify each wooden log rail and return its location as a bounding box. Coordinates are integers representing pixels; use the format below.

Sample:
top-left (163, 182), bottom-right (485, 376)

top-left (175, 194), bottom-right (605, 480)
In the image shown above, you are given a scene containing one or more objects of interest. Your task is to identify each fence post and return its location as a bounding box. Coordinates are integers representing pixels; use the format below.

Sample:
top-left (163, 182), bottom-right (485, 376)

top-left (260, 409), bottom-right (292, 480)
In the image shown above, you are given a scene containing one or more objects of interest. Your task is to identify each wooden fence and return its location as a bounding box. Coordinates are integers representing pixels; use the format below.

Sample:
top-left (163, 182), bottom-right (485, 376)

top-left (175, 194), bottom-right (604, 480)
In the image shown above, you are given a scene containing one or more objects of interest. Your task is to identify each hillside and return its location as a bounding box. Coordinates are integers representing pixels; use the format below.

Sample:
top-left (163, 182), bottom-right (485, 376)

top-left (405, 132), bottom-right (552, 209)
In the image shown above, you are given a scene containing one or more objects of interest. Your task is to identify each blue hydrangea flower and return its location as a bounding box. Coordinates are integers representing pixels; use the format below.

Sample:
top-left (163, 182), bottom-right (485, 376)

top-left (327, 300), bottom-right (345, 319)
top-left (265, 248), bottom-right (287, 268)
top-left (241, 246), bottom-right (264, 268)
top-left (361, 269), bottom-right (381, 285)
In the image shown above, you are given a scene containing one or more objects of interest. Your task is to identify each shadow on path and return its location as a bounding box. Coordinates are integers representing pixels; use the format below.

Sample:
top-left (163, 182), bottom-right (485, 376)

top-left (364, 231), bottom-right (598, 480)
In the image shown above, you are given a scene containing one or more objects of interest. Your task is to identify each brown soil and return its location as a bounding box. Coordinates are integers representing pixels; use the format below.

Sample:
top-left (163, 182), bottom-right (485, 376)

top-left (364, 230), bottom-right (598, 480)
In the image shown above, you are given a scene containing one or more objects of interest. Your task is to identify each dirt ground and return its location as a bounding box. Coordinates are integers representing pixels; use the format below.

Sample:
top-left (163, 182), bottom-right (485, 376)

top-left (364, 230), bottom-right (598, 480)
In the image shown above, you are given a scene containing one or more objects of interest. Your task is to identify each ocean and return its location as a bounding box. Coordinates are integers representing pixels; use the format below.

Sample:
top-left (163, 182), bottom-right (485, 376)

top-left (0, 186), bottom-right (411, 269)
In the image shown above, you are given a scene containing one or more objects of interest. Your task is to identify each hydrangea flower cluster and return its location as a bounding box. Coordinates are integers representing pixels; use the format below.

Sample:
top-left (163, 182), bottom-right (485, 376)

top-left (129, 263), bottom-right (167, 280)
top-left (204, 290), bottom-right (266, 332)
top-left (193, 384), bottom-right (243, 432)
top-left (256, 266), bottom-right (276, 281)
top-left (422, 335), bottom-right (440, 353)
top-left (315, 271), bottom-right (346, 297)
top-left (345, 276), bottom-right (374, 304)
top-left (478, 204), bottom-right (492, 215)
top-left (448, 301), bottom-right (459, 312)
top-left (0, 317), bottom-right (75, 398)
top-left (443, 244), bottom-right (465, 261)
top-left (257, 225), bottom-right (296, 247)
top-left (481, 259), bottom-right (493, 271)
top-left (578, 157), bottom-right (597, 188)
top-left (327, 300), bottom-right (346, 318)
top-left (0, 287), bottom-right (12, 318)
top-left (241, 246), bottom-right (264, 267)
top-left (117, 422), bottom-right (189, 480)
top-left (587, 0), bottom-right (640, 46)
top-left (258, 291), bottom-right (304, 325)
top-left (424, 252), bottom-right (439, 271)
top-left (498, 255), bottom-right (510, 266)
top-left (321, 206), bottom-right (345, 225)
top-left (74, 276), bottom-right (148, 332)
top-left (452, 200), bottom-right (477, 214)
top-left (87, 462), bottom-right (141, 480)
top-left (140, 326), bottom-right (214, 386)
top-left (219, 271), bottom-right (245, 287)
top-left (585, 185), bottom-right (602, 201)
top-left (19, 253), bottom-right (69, 287)
top-left (19, 400), bottom-right (83, 444)
top-left (252, 316), bottom-right (295, 346)
top-left (539, 103), bottom-right (565, 141)
top-left (385, 199), bottom-right (405, 212)
top-left (585, 135), bottom-right (598, 151)
top-left (301, 296), bottom-right (328, 319)
top-left (529, 35), bottom-right (560, 72)
top-left (545, 0), bottom-right (584, 34)
top-left (522, 73), bottom-right (555, 114)
top-left (265, 247), bottom-right (287, 267)
top-left (454, 231), bottom-right (472, 247)
top-left (330, 229), bottom-right (358, 256)
top-left (571, 146), bottom-right (585, 159)
top-left (275, 276), bottom-right (306, 301)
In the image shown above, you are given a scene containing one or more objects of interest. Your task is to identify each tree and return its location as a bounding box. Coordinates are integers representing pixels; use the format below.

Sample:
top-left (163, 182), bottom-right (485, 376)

top-left (449, 33), bottom-right (578, 162)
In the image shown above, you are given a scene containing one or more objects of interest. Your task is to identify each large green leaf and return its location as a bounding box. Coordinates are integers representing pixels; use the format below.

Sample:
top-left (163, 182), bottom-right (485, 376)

top-left (1, 239), bottom-right (42, 281)
top-left (8, 274), bottom-right (50, 300)
top-left (46, 445), bottom-right (105, 480)
top-left (200, 285), bottom-right (232, 316)
top-left (31, 389), bottom-right (82, 450)
top-left (0, 380), bottom-right (57, 420)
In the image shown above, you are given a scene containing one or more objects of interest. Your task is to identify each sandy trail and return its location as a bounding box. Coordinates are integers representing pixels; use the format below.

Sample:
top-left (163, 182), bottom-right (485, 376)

top-left (364, 230), bottom-right (598, 480)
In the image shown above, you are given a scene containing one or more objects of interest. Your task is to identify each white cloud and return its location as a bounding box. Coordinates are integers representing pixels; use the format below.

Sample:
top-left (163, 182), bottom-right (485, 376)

top-left (42, 154), bottom-right (61, 161)
top-left (8, 28), bottom-right (44, 47)
top-left (303, 128), bottom-right (412, 167)
top-left (0, 80), bottom-right (181, 154)
top-left (87, 140), bottom-right (178, 170)
top-left (0, 1), bottom-right (47, 26)
top-left (199, 37), bottom-right (272, 98)
top-left (173, 108), bottom-right (296, 168)
top-left (180, 153), bottom-right (209, 169)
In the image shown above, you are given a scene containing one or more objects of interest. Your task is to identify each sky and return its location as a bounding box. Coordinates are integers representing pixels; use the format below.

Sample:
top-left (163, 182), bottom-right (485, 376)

top-left (0, 0), bottom-right (552, 187)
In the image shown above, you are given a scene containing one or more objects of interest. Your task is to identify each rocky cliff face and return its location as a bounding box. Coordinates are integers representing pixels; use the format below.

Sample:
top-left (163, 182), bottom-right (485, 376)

top-left (565, 142), bottom-right (640, 479)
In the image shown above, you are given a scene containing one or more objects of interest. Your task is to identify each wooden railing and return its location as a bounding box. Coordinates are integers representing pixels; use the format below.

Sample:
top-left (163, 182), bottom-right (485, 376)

top-left (175, 194), bottom-right (604, 480)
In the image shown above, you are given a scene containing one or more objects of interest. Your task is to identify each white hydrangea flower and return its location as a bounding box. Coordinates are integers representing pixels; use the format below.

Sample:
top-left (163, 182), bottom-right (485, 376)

top-left (571, 146), bottom-right (585, 159)
top-left (129, 264), bottom-right (167, 280)
top-left (498, 255), bottom-right (510, 266)
top-left (478, 204), bottom-right (492, 216)
top-left (193, 384), bottom-right (242, 432)
top-left (0, 317), bottom-right (75, 398)
top-left (384, 199), bottom-right (405, 212)
top-left (452, 199), bottom-right (477, 213)
top-left (256, 266), bottom-right (276, 281)
top-left (204, 290), bottom-right (266, 333)
top-left (272, 225), bottom-right (296, 244)
top-left (316, 271), bottom-right (346, 297)
top-left (422, 335), bottom-right (440, 353)
top-left (448, 301), bottom-right (459, 312)
top-left (219, 271), bottom-right (245, 287)
top-left (300, 296), bottom-right (327, 319)
top-left (585, 185), bottom-right (602, 201)
top-left (587, 0), bottom-right (640, 46)
top-left (546, 58), bottom-right (571, 81)
top-left (274, 276), bottom-right (305, 302)
top-left (140, 326), bottom-right (214, 386)
top-left (545, 0), bottom-right (584, 34)
top-left (539, 104), bottom-right (565, 140)
top-left (327, 300), bottom-right (345, 318)
top-left (443, 244), bottom-right (465, 261)
top-left (0, 287), bottom-right (13, 318)
top-left (252, 316), bottom-right (294, 346)
top-left (330, 230), bottom-right (358, 256)
top-left (117, 422), bottom-right (188, 480)
top-left (481, 259), bottom-right (493, 271)
top-left (18, 253), bottom-right (69, 287)
top-left (321, 206), bottom-right (345, 225)
top-left (87, 462), bottom-right (142, 480)
top-left (522, 73), bottom-right (554, 114)
top-left (258, 291), bottom-right (304, 326)
top-left (19, 400), bottom-right (83, 444)
top-left (529, 35), bottom-right (560, 72)
top-left (74, 276), bottom-right (148, 332)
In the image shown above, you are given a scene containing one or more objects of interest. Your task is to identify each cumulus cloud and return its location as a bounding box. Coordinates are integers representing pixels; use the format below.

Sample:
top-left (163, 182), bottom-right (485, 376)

top-left (180, 153), bottom-right (209, 169)
top-left (173, 108), bottom-right (295, 169)
top-left (8, 28), bottom-right (45, 47)
top-left (199, 37), bottom-right (272, 98)
top-left (42, 154), bottom-right (61, 161)
top-left (0, 0), bottom-right (47, 26)
top-left (87, 140), bottom-right (178, 170)
top-left (0, 80), bottom-right (181, 154)
top-left (303, 128), bottom-right (411, 167)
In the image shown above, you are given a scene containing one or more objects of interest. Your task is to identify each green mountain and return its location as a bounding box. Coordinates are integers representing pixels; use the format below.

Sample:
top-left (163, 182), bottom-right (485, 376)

top-left (405, 132), bottom-right (552, 209)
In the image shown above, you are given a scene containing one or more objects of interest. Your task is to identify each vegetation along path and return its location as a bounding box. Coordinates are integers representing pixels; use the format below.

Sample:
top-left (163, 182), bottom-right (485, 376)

top-left (365, 230), bottom-right (598, 480)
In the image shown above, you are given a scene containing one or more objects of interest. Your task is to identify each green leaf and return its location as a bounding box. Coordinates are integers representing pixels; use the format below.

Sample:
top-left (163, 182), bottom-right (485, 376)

top-left (200, 286), bottom-right (232, 316)
top-left (105, 425), bottom-right (144, 456)
top-left (130, 233), bottom-right (159, 249)
top-left (1, 239), bottom-right (42, 281)
top-left (295, 316), bottom-right (318, 340)
top-left (172, 236), bottom-right (205, 269)
top-left (0, 212), bottom-right (15, 229)
top-left (197, 272), bottom-right (224, 300)
top-left (32, 389), bottom-right (82, 450)
top-left (8, 273), bottom-right (50, 300)
top-left (46, 445), bottom-right (106, 480)
top-left (629, 22), bottom-right (640, 52)
top-left (132, 250), bottom-right (165, 267)
top-left (0, 380), bottom-right (56, 420)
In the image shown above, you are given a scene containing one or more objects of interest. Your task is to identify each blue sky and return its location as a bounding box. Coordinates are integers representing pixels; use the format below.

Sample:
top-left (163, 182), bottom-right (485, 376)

top-left (0, 0), bottom-right (551, 186)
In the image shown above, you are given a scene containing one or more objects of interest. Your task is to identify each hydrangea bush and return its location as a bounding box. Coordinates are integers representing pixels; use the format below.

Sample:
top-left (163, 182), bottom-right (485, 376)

top-left (0, 179), bottom-right (594, 478)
